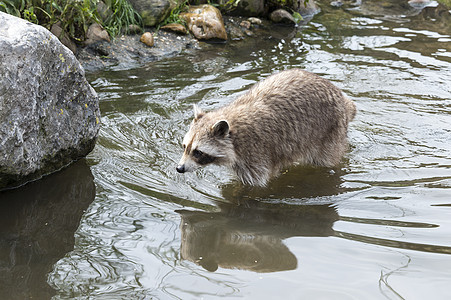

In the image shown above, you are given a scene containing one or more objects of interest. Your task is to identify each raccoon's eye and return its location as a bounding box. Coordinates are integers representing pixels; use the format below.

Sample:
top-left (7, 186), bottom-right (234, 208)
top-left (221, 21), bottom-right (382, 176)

top-left (192, 149), bottom-right (203, 158)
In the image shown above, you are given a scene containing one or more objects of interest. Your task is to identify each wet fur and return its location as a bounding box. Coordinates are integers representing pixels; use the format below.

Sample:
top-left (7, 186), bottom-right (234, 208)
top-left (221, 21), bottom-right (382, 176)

top-left (178, 69), bottom-right (356, 186)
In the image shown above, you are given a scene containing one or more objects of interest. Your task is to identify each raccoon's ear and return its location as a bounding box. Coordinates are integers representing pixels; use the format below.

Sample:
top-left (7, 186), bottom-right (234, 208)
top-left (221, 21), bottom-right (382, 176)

top-left (193, 104), bottom-right (204, 121)
top-left (211, 120), bottom-right (229, 137)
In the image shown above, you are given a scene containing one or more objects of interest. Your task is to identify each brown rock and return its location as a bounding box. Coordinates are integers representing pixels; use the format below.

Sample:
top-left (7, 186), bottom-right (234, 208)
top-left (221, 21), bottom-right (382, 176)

top-left (180, 5), bottom-right (228, 41)
top-left (240, 20), bottom-right (251, 29)
top-left (85, 23), bottom-right (110, 45)
top-left (140, 32), bottom-right (154, 47)
top-left (161, 23), bottom-right (188, 35)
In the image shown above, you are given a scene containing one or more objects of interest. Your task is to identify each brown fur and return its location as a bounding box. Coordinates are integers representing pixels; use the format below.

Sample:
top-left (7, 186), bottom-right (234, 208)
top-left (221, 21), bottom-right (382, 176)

top-left (177, 69), bottom-right (356, 186)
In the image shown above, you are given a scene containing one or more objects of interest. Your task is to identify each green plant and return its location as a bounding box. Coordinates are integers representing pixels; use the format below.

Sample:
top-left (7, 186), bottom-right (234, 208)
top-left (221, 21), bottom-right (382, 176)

top-left (292, 11), bottom-right (302, 23)
top-left (102, 0), bottom-right (142, 36)
top-left (160, 0), bottom-right (188, 27)
top-left (221, 0), bottom-right (241, 12)
top-left (0, 0), bottom-right (21, 16)
top-left (437, 0), bottom-right (451, 7)
top-left (0, 0), bottom-right (142, 42)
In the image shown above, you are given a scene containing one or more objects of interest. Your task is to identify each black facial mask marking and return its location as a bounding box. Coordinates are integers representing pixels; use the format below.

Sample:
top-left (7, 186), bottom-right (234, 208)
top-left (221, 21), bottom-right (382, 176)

top-left (193, 149), bottom-right (216, 165)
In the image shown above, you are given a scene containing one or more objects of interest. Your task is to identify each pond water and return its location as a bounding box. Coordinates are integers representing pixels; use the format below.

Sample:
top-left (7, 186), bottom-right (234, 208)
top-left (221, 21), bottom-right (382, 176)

top-left (2, 1), bottom-right (451, 299)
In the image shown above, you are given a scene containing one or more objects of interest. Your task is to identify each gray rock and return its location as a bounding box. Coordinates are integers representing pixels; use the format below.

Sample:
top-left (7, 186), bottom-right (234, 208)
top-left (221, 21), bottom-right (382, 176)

top-left (129, 0), bottom-right (183, 27)
top-left (268, 0), bottom-right (321, 19)
top-left (0, 12), bottom-right (100, 190)
top-left (270, 9), bottom-right (296, 25)
top-left (297, 0), bottom-right (321, 17)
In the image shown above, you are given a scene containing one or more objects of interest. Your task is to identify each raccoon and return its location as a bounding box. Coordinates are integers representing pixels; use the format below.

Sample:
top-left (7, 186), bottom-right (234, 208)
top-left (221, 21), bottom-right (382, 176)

top-left (176, 69), bottom-right (356, 186)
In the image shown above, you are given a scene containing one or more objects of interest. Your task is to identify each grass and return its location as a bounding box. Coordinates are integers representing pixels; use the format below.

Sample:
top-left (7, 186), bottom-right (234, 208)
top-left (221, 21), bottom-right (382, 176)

top-left (101, 0), bottom-right (143, 37)
top-left (159, 0), bottom-right (188, 27)
top-left (0, 0), bottom-right (142, 42)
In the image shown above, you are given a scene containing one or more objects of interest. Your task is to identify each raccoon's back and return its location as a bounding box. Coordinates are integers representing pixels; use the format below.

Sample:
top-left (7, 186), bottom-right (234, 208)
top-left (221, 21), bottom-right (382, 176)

top-left (226, 69), bottom-right (351, 133)
top-left (221, 69), bottom-right (354, 168)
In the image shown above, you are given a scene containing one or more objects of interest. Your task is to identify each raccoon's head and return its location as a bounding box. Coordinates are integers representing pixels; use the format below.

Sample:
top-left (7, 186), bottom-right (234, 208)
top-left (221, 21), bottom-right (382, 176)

top-left (176, 105), bottom-right (235, 174)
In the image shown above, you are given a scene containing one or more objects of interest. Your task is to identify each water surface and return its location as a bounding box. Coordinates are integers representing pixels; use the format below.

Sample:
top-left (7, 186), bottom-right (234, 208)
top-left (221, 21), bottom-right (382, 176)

top-left (3, 1), bottom-right (451, 299)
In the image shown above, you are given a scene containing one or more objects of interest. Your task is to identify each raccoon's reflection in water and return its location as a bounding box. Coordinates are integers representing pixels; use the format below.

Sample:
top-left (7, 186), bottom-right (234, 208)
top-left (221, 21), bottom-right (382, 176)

top-left (178, 166), bottom-right (343, 273)
top-left (178, 203), bottom-right (338, 273)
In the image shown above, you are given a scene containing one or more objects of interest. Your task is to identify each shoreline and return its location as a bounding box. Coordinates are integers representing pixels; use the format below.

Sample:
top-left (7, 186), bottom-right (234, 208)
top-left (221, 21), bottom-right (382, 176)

top-left (76, 16), bottom-right (292, 73)
top-left (77, 29), bottom-right (201, 73)
top-left (74, 1), bottom-right (451, 74)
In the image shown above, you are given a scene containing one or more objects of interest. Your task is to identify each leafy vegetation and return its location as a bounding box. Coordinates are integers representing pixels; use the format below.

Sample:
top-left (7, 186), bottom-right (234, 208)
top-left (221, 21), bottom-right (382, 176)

top-left (0, 0), bottom-right (142, 42)
top-left (101, 0), bottom-right (142, 37)
top-left (160, 0), bottom-right (188, 27)
top-left (437, 0), bottom-right (451, 7)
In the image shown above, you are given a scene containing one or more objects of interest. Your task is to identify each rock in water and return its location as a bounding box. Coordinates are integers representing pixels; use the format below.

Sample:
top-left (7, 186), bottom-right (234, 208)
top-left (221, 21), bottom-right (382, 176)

top-left (181, 5), bottom-right (228, 41)
top-left (0, 12), bottom-right (100, 190)
top-left (270, 9), bottom-right (296, 25)
top-left (297, 0), bottom-right (321, 17)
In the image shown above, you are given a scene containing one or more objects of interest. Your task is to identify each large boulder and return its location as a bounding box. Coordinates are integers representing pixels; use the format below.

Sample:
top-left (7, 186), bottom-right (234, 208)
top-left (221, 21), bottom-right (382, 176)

top-left (181, 5), bottom-right (228, 41)
top-left (0, 12), bottom-right (100, 190)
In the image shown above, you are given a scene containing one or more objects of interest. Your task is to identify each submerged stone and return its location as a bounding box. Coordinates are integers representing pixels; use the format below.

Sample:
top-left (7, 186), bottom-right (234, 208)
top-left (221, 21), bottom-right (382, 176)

top-left (0, 12), bottom-right (100, 190)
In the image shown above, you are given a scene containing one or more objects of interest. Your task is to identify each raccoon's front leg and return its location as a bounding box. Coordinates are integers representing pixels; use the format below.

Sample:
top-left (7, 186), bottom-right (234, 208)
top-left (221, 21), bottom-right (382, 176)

top-left (232, 161), bottom-right (271, 187)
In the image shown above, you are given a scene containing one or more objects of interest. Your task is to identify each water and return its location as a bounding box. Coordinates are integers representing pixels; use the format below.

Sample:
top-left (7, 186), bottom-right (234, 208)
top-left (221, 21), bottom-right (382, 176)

top-left (2, 1), bottom-right (451, 299)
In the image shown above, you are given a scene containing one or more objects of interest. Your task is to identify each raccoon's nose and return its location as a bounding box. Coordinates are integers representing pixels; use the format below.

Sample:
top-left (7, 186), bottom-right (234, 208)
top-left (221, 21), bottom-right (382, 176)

top-left (176, 165), bottom-right (185, 173)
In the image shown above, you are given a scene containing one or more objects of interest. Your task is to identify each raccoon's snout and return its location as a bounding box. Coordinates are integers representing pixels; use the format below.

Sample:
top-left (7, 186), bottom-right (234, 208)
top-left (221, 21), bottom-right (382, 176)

top-left (176, 165), bottom-right (185, 173)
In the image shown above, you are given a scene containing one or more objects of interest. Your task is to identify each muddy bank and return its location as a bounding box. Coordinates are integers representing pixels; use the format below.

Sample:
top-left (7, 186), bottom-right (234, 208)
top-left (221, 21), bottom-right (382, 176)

top-left (76, 15), bottom-right (284, 73)
top-left (77, 30), bottom-right (200, 73)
